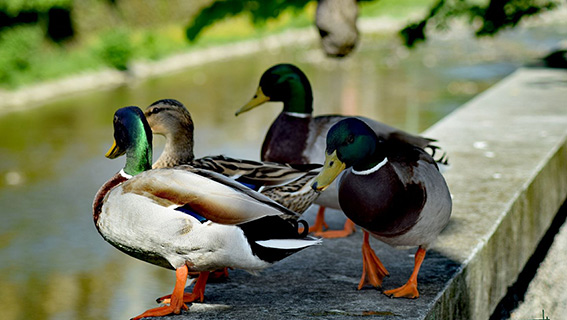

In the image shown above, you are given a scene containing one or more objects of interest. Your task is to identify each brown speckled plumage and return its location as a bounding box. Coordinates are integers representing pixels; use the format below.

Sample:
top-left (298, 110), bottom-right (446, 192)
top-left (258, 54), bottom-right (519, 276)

top-left (144, 99), bottom-right (321, 214)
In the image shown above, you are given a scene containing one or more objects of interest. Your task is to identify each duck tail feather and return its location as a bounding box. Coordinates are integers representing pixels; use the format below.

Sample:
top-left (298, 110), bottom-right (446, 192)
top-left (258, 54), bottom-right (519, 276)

top-left (256, 237), bottom-right (322, 249)
top-left (425, 145), bottom-right (450, 166)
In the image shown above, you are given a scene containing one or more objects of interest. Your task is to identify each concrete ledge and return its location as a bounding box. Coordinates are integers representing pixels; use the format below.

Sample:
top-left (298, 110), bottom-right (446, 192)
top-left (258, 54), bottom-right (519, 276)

top-left (424, 67), bottom-right (567, 319)
top-left (149, 68), bottom-right (567, 320)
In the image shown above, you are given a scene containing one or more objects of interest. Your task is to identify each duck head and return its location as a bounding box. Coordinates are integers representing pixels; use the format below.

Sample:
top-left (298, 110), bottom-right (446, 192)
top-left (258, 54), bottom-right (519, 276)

top-left (144, 99), bottom-right (195, 138)
top-left (106, 106), bottom-right (153, 176)
top-left (236, 64), bottom-right (313, 116)
top-left (312, 118), bottom-right (384, 191)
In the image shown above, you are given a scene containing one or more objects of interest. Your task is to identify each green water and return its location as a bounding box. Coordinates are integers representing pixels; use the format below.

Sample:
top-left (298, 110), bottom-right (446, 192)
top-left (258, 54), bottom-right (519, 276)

top-left (0, 24), bottom-right (565, 319)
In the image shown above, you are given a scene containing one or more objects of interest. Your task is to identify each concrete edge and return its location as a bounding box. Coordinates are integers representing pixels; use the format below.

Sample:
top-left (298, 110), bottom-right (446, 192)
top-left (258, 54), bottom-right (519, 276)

top-left (427, 141), bottom-right (567, 319)
top-left (422, 67), bottom-right (567, 319)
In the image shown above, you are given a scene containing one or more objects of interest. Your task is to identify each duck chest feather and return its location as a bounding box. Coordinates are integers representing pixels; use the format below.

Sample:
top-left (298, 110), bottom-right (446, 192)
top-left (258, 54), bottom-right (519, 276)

top-left (92, 173), bottom-right (128, 227)
top-left (338, 163), bottom-right (426, 238)
top-left (261, 113), bottom-right (311, 164)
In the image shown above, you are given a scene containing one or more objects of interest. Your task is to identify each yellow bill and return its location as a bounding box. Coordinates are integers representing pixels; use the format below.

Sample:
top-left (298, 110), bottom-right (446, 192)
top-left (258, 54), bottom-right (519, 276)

top-left (105, 139), bottom-right (125, 159)
top-left (312, 151), bottom-right (346, 191)
top-left (235, 86), bottom-right (270, 116)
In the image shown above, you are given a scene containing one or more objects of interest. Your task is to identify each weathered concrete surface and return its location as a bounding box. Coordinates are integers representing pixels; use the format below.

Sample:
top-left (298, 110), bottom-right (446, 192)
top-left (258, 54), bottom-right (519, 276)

top-left (144, 67), bottom-right (567, 320)
top-left (423, 67), bottom-right (567, 320)
top-left (510, 211), bottom-right (567, 320)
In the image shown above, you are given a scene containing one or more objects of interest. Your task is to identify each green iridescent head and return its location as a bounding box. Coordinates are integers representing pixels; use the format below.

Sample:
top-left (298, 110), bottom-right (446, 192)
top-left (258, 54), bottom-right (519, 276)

top-left (326, 118), bottom-right (381, 167)
top-left (106, 106), bottom-right (153, 176)
top-left (236, 64), bottom-right (314, 116)
top-left (313, 118), bottom-right (383, 191)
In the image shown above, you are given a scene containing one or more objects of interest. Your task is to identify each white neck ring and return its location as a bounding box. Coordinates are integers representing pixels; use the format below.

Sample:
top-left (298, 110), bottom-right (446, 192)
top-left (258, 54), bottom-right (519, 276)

top-left (352, 157), bottom-right (388, 175)
top-left (284, 111), bottom-right (311, 118)
top-left (119, 169), bottom-right (133, 179)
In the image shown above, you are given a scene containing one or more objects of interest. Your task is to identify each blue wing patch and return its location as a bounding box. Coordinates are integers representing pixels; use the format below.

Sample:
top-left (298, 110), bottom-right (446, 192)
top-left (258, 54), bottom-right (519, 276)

top-left (175, 204), bottom-right (208, 223)
top-left (237, 181), bottom-right (261, 191)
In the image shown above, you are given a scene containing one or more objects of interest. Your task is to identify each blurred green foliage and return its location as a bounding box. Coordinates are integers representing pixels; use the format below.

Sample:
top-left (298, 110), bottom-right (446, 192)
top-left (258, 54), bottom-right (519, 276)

top-left (0, 0), bottom-right (562, 89)
top-left (0, 25), bottom-right (43, 86)
top-left (401, 0), bottom-right (560, 47)
top-left (0, 0), bottom-right (200, 88)
top-left (186, 0), bottom-right (311, 41)
top-left (0, 0), bottom-right (72, 15)
top-left (96, 29), bottom-right (133, 71)
top-left (187, 0), bottom-right (561, 47)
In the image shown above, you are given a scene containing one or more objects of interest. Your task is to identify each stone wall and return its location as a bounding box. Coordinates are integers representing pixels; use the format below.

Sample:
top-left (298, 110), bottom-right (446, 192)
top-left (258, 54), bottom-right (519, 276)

top-left (423, 67), bottom-right (567, 319)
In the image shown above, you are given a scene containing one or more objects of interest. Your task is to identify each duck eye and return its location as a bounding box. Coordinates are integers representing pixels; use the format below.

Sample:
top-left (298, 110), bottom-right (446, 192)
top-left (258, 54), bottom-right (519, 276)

top-left (318, 29), bottom-right (329, 38)
top-left (150, 107), bottom-right (162, 115)
top-left (346, 135), bottom-right (354, 144)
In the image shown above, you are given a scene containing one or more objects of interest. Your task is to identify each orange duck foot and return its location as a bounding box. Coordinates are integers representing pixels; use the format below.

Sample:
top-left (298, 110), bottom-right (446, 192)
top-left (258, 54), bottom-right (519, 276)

top-left (357, 231), bottom-right (389, 289)
top-left (313, 218), bottom-right (356, 239)
top-left (188, 267), bottom-right (230, 282)
top-left (298, 206), bottom-right (329, 234)
top-left (384, 246), bottom-right (427, 299)
top-left (384, 281), bottom-right (419, 299)
top-left (131, 303), bottom-right (189, 320)
top-left (310, 206), bottom-right (329, 232)
top-left (188, 267), bottom-right (229, 282)
top-left (157, 271), bottom-right (210, 304)
top-left (133, 266), bottom-right (189, 319)
top-left (209, 267), bottom-right (231, 280)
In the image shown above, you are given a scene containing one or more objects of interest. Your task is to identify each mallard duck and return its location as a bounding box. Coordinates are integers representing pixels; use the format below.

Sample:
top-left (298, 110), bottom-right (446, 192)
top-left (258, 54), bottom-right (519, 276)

top-left (144, 99), bottom-right (321, 214)
top-left (316, 0), bottom-right (359, 57)
top-left (93, 106), bottom-right (320, 319)
top-left (311, 118), bottom-right (452, 298)
top-left (235, 63), bottom-right (446, 238)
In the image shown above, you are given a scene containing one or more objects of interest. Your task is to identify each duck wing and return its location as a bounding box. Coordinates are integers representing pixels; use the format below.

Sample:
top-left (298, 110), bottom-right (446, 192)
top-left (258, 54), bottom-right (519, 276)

top-left (191, 155), bottom-right (321, 187)
top-left (386, 141), bottom-right (442, 187)
top-left (122, 167), bottom-right (301, 225)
